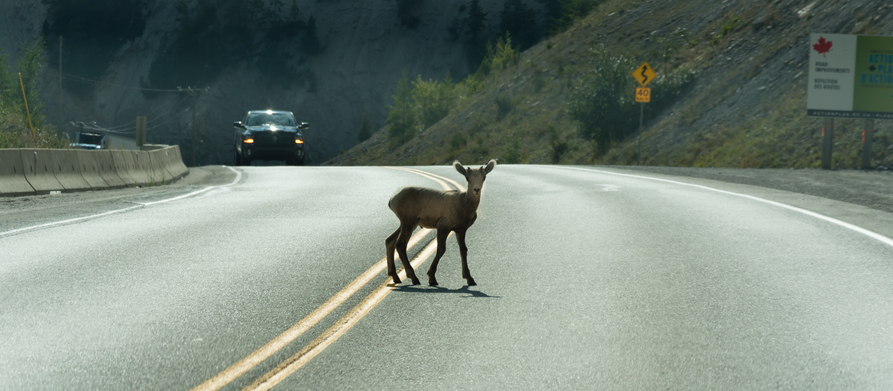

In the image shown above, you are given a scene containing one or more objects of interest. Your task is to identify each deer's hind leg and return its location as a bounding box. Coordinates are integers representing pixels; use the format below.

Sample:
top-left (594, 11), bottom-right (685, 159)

top-left (395, 220), bottom-right (421, 285)
top-left (385, 227), bottom-right (401, 284)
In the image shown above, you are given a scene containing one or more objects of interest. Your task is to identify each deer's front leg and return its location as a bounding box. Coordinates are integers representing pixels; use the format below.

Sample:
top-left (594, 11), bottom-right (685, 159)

top-left (455, 229), bottom-right (476, 286)
top-left (427, 227), bottom-right (450, 286)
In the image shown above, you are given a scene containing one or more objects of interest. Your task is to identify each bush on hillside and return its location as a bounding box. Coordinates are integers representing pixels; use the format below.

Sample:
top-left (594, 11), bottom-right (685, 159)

top-left (413, 75), bottom-right (458, 129)
top-left (568, 49), bottom-right (695, 151)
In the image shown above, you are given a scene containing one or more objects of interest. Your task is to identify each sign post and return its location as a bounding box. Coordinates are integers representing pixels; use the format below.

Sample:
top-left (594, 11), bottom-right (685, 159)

top-left (821, 118), bottom-right (834, 169)
top-left (808, 33), bottom-right (893, 169)
top-left (632, 63), bottom-right (656, 165)
top-left (862, 119), bottom-right (874, 169)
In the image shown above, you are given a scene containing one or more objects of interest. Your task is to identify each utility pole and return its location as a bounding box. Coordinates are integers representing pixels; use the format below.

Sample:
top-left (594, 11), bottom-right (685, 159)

top-left (178, 86), bottom-right (211, 166)
top-left (59, 35), bottom-right (63, 135)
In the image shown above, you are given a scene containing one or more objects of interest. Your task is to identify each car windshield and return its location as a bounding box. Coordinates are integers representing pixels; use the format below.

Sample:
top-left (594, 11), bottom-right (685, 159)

top-left (80, 133), bottom-right (103, 144)
top-left (246, 112), bottom-right (296, 126)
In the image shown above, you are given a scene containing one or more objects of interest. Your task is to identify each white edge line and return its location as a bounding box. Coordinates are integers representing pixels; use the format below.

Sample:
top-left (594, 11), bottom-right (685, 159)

top-left (0, 166), bottom-right (243, 238)
top-left (562, 166), bottom-right (893, 249)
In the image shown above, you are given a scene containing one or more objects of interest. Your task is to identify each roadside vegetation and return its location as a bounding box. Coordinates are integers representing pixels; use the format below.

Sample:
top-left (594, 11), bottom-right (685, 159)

top-left (335, 0), bottom-right (893, 170)
top-left (385, 33), bottom-right (519, 147)
top-left (0, 39), bottom-right (67, 149)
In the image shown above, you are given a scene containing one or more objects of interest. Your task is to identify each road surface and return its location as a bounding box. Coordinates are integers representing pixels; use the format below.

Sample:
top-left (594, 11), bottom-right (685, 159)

top-left (2, 165), bottom-right (892, 390)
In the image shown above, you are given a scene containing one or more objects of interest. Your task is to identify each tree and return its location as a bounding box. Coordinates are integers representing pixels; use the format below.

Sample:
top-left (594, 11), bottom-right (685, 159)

top-left (464, 0), bottom-right (487, 40)
top-left (386, 73), bottom-right (417, 144)
top-left (499, 0), bottom-right (539, 50)
top-left (412, 75), bottom-right (457, 129)
top-left (536, 0), bottom-right (563, 31)
top-left (14, 38), bottom-right (46, 127)
top-left (358, 110), bottom-right (373, 142)
top-left (302, 15), bottom-right (323, 54)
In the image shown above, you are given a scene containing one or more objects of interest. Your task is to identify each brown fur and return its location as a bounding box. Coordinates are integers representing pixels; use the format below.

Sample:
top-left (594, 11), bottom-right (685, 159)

top-left (385, 160), bottom-right (496, 286)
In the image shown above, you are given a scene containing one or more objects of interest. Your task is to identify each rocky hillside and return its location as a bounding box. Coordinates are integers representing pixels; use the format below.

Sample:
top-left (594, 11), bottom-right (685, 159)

top-left (329, 0), bottom-right (893, 169)
top-left (0, 0), bottom-right (530, 165)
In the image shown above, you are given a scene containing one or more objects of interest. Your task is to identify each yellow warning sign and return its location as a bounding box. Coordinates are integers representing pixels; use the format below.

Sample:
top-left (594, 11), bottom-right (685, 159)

top-left (632, 62), bottom-right (656, 87)
top-left (636, 87), bottom-right (651, 103)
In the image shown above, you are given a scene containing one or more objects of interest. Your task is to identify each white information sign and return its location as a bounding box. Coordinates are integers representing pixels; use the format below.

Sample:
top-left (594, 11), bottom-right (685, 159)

top-left (807, 33), bottom-right (893, 119)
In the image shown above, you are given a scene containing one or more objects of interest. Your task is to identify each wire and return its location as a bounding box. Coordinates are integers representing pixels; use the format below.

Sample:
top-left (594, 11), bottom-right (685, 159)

top-left (47, 66), bottom-right (182, 93)
top-left (145, 106), bottom-right (192, 131)
top-left (101, 94), bottom-right (193, 131)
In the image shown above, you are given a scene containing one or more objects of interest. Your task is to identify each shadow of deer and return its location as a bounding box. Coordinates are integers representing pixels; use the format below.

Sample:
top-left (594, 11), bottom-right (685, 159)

top-left (385, 160), bottom-right (496, 286)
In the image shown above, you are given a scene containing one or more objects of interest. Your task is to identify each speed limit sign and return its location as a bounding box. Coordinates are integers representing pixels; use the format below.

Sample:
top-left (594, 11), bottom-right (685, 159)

top-left (635, 87), bottom-right (651, 103)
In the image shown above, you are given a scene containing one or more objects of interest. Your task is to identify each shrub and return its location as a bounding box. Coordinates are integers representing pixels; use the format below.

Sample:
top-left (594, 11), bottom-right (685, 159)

top-left (568, 49), bottom-right (695, 151)
top-left (495, 95), bottom-right (513, 120)
top-left (502, 139), bottom-right (523, 163)
top-left (0, 39), bottom-right (47, 128)
top-left (413, 75), bottom-right (458, 129)
top-left (568, 50), bottom-right (638, 147)
top-left (480, 33), bottom-right (520, 75)
top-left (450, 132), bottom-right (467, 150)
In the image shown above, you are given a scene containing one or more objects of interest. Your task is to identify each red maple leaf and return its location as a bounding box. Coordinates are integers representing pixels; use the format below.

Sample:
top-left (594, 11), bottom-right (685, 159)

top-left (813, 36), bottom-right (832, 57)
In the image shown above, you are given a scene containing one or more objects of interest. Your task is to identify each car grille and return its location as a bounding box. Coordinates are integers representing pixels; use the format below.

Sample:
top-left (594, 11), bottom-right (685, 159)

top-left (253, 131), bottom-right (295, 147)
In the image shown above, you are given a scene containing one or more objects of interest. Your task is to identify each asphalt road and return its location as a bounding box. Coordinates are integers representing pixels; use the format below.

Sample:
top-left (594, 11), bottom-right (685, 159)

top-left (2, 165), bottom-right (893, 390)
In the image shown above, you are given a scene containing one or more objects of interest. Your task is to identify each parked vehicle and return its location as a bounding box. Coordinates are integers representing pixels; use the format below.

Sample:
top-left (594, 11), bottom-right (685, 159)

top-left (233, 110), bottom-right (307, 166)
top-left (69, 132), bottom-right (104, 149)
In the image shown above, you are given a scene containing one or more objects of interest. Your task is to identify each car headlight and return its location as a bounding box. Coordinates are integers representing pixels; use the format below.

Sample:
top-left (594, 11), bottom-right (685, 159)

top-left (295, 139), bottom-right (304, 144)
top-left (243, 138), bottom-right (255, 144)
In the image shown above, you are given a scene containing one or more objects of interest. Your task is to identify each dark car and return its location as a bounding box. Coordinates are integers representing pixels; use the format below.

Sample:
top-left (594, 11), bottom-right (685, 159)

top-left (69, 132), bottom-right (105, 149)
top-left (233, 110), bottom-right (308, 166)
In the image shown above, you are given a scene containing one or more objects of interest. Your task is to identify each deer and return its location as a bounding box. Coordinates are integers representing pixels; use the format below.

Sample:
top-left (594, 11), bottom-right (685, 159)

top-left (385, 160), bottom-right (496, 286)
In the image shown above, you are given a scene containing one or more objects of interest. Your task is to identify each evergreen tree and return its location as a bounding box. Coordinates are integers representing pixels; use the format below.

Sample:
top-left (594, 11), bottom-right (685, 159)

top-left (303, 15), bottom-right (323, 54)
top-left (358, 111), bottom-right (373, 142)
top-left (500, 0), bottom-right (539, 50)
top-left (464, 0), bottom-right (486, 40)
top-left (386, 73), bottom-right (417, 144)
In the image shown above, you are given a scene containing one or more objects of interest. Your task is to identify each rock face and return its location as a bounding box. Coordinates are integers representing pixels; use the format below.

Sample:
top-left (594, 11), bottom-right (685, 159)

top-left (1, 0), bottom-right (511, 165)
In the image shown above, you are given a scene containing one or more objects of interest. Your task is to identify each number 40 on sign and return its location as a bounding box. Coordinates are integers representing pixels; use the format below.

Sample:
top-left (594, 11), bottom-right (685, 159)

top-left (635, 87), bottom-right (651, 103)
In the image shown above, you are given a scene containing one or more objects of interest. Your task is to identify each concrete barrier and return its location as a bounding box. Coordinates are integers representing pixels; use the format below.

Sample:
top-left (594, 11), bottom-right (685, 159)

top-left (166, 145), bottom-right (189, 179)
top-left (110, 149), bottom-right (139, 186)
top-left (0, 149), bottom-right (35, 196)
top-left (129, 150), bottom-right (151, 186)
top-left (20, 149), bottom-right (64, 194)
top-left (2, 145), bottom-right (189, 197)
top-left (51, 149), bottom-right (93, 192)
top-left (92, 150), bottom-right (127, 189)
top-left (74, 150), bottom-right (111, 190)
top-left (147, 149), bottom-right (174, 185)
top-left (153, 146), bottom-right (188, 181)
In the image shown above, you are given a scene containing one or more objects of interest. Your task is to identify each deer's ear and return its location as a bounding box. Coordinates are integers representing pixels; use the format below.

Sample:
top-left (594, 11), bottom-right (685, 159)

top-left (454, 161), bottom-right (467, 176)
top-left (483, 159), bottom-right (496, 174)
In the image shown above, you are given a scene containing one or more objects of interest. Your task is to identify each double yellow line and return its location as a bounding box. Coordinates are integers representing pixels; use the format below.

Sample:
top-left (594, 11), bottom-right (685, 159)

top-left (192, 167), bottom-right (461, 391)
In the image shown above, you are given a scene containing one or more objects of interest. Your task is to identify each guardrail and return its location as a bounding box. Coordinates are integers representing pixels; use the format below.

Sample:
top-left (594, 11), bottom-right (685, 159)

top-left (0, 145), bottom-right (189, 197)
